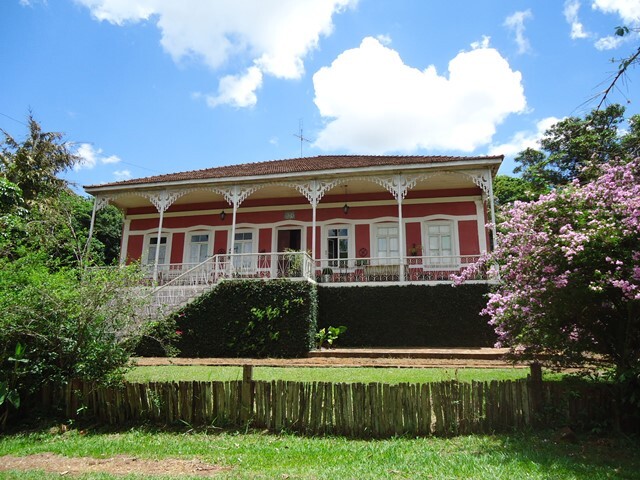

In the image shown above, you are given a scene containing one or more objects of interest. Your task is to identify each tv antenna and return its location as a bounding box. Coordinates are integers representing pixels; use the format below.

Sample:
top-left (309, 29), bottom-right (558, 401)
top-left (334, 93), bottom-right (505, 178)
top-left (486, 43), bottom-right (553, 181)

top-left (293, 119), bottom-right (311, 157)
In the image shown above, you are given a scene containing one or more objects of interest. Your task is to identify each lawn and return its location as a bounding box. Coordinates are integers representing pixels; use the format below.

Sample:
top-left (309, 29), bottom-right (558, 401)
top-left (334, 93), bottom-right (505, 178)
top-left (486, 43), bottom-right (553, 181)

top-left (124, 366), bottom-right (562, 384)
top-left (1, 426), bottom-right (638, 479)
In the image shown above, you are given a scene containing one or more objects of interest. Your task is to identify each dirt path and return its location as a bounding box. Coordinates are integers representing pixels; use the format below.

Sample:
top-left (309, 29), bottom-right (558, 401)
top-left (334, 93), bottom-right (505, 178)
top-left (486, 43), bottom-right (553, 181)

top-left (133, 347), bottom-right (519, 369)
top-left (0, 453), bottom-right (229, 477)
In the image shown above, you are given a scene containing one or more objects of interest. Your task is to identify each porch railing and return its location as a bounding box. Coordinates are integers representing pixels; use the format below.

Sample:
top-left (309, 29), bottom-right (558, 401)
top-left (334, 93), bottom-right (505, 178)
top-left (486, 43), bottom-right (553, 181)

top-left (314, 255), bottom-right (485, 283)
top-left (147, 253), bottom-right (485, 286)
top-left (150, 251), bottom-right (315, 286)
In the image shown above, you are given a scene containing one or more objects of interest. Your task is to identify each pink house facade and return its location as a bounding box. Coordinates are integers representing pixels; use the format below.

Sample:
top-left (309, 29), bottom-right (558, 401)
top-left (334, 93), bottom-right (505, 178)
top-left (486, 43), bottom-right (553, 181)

top-left (84, 155), bottom-right (500, 289)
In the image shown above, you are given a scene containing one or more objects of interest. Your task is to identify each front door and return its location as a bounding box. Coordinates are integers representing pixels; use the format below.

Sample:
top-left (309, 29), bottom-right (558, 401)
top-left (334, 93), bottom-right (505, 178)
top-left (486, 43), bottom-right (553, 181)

top-left (277, 229), bottom-right (302, 276)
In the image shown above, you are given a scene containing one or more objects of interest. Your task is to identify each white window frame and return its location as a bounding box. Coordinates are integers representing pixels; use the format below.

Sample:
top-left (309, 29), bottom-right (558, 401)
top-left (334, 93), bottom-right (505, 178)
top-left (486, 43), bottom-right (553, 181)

top-left (324, 224), bottom-right (353, 268)
top-left (422, 219), bottom-right (458, 268)
top-left (373, 223), bottom-right (400, 264)
top-left (184, 230), bottom-right (213, 266)
top-left (142, 233), bottom-right (172, 267)
top-left (231, 228), bottom-right (257, 271)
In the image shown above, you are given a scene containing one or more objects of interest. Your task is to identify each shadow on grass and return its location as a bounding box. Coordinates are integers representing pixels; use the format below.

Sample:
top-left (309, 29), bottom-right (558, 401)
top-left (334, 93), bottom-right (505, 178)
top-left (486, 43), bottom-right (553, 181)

top-left (3, 417), bottom-right (639, 479)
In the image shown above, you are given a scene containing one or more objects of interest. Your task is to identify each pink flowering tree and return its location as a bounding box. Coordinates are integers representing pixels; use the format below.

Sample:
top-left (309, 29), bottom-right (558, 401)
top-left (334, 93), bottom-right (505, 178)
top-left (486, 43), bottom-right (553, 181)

top-left (455, 159), bottom-right (640, 380)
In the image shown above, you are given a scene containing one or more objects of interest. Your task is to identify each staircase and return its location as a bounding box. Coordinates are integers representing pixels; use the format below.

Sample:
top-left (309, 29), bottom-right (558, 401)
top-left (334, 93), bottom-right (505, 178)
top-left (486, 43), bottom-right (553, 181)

top-left (142, 258), bottom-right (220, 319)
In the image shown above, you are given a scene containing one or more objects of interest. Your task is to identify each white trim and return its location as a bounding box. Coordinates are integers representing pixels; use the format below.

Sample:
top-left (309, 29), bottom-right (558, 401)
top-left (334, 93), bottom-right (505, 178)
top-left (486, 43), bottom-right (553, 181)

top-left (322, 223), bottom-right (354, 261)
top-left (142, 232), bottom-right (173, 266)
top-left (229, 227), bottom-right (258, 255)
top-left (182, 228), bottom-right (214, 264)
top-left (272, 223), bottom-right (308, 253)
top-left (370, 222), bottom-right (401, 259)
top-left (123, 195), bottom-right (484, 220)
top-left (475, 200), bottom-right (488, 253)
top-left (421, 219), bottom-right (458, 258)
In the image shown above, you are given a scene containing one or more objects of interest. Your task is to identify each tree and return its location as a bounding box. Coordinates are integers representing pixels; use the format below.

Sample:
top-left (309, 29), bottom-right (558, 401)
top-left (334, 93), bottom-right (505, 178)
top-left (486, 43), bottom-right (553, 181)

top-left (514, 104), bottom-right (627, 189)
top-left (597, 26), bottom-right (640, 109)
top-left (492, 174), bottom-right (535, 206)
top-left (1, 114), bottom-right (79, 203)
top-left (0, 117), bottom-right (133, 427)
top-left (455, 159), bottom-right (640, 393)
top-left (0, 116), bottom-right (122, 266)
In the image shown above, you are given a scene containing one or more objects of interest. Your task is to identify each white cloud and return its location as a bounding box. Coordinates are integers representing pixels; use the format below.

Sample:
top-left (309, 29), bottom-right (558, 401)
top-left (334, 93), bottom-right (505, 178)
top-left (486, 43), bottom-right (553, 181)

top-left (594, 34), bottom-right (625, 50)
top-left (76, 0), bottom-right (356, 107)
top-left (489, 117), bottom-right (562, 157)
top-left (101, 154), bottom-right (121, 164)
top-left (592, 0), bottom-right (640, 25)
top-left (312, 37), bottom-right (526, 154)
top-left (504, 10), bottom-right (533, 54)
top-left (564, 0), bottom-right (590, 39)
top-left (205, 66), bottom-right (263, 108)
top-left (75, 143), bottom-right (121, 170)
top-left (591, 0), bottom-right (640, 49)
top-left (113, 169), bottom-right (132, 180)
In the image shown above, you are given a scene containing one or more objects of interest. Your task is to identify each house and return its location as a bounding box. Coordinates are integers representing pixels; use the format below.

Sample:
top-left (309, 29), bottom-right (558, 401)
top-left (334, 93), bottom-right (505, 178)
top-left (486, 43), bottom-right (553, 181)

top-left (84, 154), bottom-right (500, 290)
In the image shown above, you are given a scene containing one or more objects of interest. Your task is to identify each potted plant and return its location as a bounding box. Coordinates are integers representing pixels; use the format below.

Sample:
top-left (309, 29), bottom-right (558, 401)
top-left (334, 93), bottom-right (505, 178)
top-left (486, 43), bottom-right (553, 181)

top-left (409, 243), bottom-right (423, 256)
top-left (321, 267), bottom-right (333, 283)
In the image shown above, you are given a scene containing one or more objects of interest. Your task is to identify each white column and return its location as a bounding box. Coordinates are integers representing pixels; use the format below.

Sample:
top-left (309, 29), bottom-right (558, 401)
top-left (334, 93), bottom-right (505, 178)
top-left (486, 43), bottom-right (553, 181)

top-left (119, 218), bottom-right (131, 265)
top-left (230, 201), bottom-right (238, 254)
top-left (397, 196), bottom-right (405, 281)
top-left (152, 208), bottom-right (166, 283)
top-left (487, 172), bottom-right (498, 249)
top-left (474, 199), bottom-right (488, 253)
top-left (147, 190), bottom-right (186, 283)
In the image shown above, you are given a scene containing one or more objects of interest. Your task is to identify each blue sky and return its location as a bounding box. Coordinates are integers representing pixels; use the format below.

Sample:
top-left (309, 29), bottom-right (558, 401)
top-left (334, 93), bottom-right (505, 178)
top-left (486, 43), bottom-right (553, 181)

top-left (1, 0), bottom-right (639, 192)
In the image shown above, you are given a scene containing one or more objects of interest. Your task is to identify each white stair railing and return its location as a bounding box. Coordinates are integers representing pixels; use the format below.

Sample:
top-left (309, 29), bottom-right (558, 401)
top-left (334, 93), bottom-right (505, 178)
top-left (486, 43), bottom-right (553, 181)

top-left (143, 255), bottom-right (222, 319)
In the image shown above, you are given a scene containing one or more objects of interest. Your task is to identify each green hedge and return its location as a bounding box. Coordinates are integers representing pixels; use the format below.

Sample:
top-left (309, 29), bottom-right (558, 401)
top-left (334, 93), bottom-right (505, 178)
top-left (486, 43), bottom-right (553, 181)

top-left (174, 280), bottom-right (317, 358)
top-left (317, 284), bottom-right (495, 347)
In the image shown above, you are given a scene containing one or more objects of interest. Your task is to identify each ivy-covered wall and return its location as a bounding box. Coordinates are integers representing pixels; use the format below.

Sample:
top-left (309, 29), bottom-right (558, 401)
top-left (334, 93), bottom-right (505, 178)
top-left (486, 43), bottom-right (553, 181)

top-left (317, 284), bottom-right (495, 347)
top-left (174, 280), bottom-right (318, 358)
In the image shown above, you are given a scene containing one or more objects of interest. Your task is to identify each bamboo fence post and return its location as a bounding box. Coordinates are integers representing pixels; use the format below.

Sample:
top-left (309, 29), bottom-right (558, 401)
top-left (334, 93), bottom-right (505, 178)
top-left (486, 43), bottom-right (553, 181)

top-left (529, 362), bottom-right (543, 425)
top-left (241, 365), bottom-right (254, 423)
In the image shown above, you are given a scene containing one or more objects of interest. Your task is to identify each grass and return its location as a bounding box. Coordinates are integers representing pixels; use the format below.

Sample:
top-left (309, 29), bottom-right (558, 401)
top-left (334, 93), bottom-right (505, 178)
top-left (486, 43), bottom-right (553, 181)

top-left (124, 366), bottom-right (564, 384)
top-left (1, 425), bottom-right (638, 479)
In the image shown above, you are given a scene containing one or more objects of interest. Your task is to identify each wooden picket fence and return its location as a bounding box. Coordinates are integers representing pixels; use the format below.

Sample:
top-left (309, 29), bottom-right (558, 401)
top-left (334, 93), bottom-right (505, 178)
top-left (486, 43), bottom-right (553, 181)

top-left (39, 370), bottom-right (614, 437)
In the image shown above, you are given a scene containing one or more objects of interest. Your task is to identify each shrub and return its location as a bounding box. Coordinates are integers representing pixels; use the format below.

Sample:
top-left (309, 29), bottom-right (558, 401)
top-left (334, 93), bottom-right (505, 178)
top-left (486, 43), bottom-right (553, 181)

top-left (174, 280), bottom-right (317, 358)
top-left (317, 284), bottom-right (494, 347)
top-left (0, 253), bottom-right (147, 427)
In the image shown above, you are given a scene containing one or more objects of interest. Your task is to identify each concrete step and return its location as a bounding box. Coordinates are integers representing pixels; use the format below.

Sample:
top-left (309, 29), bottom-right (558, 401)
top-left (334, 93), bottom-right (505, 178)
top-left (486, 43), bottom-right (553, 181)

top-left (307, 347), bottom-right (509, 360)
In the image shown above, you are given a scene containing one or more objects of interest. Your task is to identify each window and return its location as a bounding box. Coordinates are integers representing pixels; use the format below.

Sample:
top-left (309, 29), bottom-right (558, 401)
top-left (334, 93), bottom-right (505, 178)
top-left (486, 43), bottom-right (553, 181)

top-left (425, 221), bottom-right (454, 265)
top-left (188, 233), bottom-right (210, 264)
top-left (233, 231), bottom-right (254, 269)
top-left (375, 225), bottom-right (399, 263)
top-left (145, 236), bottom-right (167, 265)
top-left (327, 227), bottom-right (349, 267)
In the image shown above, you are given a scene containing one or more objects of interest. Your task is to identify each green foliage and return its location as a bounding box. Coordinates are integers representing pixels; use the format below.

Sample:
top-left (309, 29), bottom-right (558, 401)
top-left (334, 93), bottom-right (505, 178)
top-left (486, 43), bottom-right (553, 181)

top-left (493, 174), bottom-right (537, 206)
top-left (0, 253), bottom-right (148, 427)
top-left (0, 343), bottom-right (28, 428)
top-left (317, 285), bottom-right (494, 347)
top-left (0, 117), bottom-right (121, 267)
top-left (315, 325), bottom-right (347, 349)
top-left (514, 104), bottom-right (633, 190)
top-left (133, 316), bottom-right (181, 358)
top-left (0, 114), bottom-right (79, 203)
top-left (174, 280), bottom-right (318, 358)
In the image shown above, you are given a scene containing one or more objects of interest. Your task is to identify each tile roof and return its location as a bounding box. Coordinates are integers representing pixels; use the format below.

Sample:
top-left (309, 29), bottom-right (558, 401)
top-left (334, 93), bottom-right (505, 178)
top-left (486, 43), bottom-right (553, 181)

top-left (86, 154), bottom-right (503, 189)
